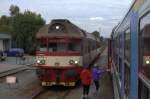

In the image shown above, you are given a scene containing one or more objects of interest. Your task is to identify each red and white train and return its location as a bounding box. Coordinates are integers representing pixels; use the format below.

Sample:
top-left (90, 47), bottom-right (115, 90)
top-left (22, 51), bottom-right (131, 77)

top-left (36, 19), bottom-right (101, 86)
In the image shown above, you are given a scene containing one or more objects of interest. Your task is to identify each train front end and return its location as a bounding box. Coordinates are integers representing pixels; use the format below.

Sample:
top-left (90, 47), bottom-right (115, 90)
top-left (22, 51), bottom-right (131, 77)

top-left (36, 37), bottom-right (83, 86)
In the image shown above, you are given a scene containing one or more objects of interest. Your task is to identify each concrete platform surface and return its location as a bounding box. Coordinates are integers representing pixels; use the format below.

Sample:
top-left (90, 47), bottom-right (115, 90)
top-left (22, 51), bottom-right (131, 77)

top-left (65, 48), bottom-right (114, 99)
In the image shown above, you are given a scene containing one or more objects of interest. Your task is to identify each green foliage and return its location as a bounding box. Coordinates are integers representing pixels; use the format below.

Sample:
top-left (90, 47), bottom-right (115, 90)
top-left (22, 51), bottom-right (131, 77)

top-left (9, 5), bottom-right (20, 16)
top-left (0, 25), bottom-right (13, 33)
top-left (12, 10), bottom-right (45, 54)
top-left (0, 15), bottom-right (13, 33)
top-left (0, 5), bottom-right (45, 54)
top-left (92, 31), bottom-right (100, 37)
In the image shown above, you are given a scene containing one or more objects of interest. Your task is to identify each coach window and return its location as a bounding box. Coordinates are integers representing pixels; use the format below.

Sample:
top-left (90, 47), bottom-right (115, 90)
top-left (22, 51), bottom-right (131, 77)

top-left (37, 40), bottom-right (47, 52)
top-left (140, 12), bottom-right (150, 66)
top-left (57, 43), bottom-right (67, 52)
top-left (48, 43), bottom-right (68, 52)
top-left (125, 28), bottom-right (130, 63)
top-left (48, 43), bottom-right (57, 52)
top-left (68, 43), bottom-right (81, 52)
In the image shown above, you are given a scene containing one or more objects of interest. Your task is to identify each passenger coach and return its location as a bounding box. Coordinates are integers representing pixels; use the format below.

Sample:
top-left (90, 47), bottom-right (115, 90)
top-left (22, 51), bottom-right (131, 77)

top-left (36, 19), bottom-right (101, 86)
top-left (109, 0), bottom-right (150, 99)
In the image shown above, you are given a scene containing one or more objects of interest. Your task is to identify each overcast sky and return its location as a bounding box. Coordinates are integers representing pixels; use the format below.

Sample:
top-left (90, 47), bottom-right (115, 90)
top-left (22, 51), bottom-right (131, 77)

top-left (0, 0), bottom-right (132, 37)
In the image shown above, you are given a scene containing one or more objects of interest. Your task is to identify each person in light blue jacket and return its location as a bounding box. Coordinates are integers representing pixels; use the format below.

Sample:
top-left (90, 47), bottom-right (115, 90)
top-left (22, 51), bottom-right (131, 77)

top-left (92, 64), bottom-right (105, 93)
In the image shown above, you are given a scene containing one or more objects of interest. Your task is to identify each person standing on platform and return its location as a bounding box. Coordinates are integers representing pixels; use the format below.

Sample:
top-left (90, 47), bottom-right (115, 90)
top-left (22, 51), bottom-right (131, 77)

top-left (92, 64), bottom-right (105, 94)
top-left (80, 66), bottom-right (92, 99)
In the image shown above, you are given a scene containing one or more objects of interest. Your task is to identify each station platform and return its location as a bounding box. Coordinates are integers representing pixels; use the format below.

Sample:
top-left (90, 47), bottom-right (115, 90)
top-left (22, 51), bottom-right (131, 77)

top-left (0, 49), bottom-right (114, 99)
top-left (65, 48), bottom-right (114, 99)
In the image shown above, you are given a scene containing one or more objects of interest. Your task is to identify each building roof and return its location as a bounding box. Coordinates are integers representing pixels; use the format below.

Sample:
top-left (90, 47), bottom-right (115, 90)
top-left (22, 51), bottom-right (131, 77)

top-left (0, 33), bottom-right (11, 39)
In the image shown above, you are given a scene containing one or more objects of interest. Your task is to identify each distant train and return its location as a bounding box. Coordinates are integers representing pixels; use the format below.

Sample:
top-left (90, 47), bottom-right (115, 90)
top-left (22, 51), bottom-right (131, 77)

top-left (108, 0), bottom-right (150, 99)
top-left (35, 19), bottom-right (101, 86)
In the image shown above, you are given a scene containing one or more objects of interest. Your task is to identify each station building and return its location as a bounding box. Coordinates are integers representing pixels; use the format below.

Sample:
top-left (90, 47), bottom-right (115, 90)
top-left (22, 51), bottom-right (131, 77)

top-left (0, 33), bottom-right (11, 52)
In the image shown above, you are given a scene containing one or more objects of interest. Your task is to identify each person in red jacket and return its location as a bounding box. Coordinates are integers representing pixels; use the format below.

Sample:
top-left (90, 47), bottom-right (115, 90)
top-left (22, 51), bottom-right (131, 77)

top-left (80, 67), bottom-right (92, 99)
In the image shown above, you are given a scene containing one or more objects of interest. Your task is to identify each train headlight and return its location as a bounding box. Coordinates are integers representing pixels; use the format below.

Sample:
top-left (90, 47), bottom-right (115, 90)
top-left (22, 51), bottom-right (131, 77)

top-left (56, 25), bottom-right (60, 30)
top-left (74, 61), bottom-right (78, 64)
top-left (37, 59), bottom-right (46, 65)
top-left (40, 59), bottom-right (46, 64)
top-left (146, 60), bottom-right (150, 64)
top-left (69, 60), bottom-right (74, 65)
top-left (37, 60), bottom-right (41, 64)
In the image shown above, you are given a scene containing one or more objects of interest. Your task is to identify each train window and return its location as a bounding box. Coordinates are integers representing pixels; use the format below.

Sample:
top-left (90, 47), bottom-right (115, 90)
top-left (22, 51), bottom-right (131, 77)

top-left (57, 43), bottom-right (67, 52)
top-left (140, 12), bottom-right (150, 66)
top-left (37, 42), bottom-right (47, 52)
top-left (48, 43), bottom-right (68, 52)
top-left (68, 43), bottom-right (80, 52)
top-left (124, 64), bottom-right (130, 99)
top-left (48, 43), bottom-right (57, 52)
top-left (143, 38), bottom-right (150, 52)
top-left (125, 28), bottom-right (130, 62)
top-left (140, 13), bottom-right (150, 30)
top-left (119, 58), bottom-right (122, 79)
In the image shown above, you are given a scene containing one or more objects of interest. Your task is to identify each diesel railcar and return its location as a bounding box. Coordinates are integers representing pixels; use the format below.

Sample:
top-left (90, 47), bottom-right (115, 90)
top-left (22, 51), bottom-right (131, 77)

top-left (109, 0), bottom-right (150, 99)
top-left (36, 19), bottom-right (101, 86)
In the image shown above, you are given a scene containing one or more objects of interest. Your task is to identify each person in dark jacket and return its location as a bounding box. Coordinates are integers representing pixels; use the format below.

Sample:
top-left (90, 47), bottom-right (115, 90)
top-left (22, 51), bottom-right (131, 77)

top-left (92, 64), bottom-right (105, 93)
top-left (80, 66), bottom-right (92, 99)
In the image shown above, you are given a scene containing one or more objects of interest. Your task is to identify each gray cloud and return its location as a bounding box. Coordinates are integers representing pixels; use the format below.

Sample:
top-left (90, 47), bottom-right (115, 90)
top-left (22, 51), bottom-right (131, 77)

top-left (0, 0), bottom-right (132, 37)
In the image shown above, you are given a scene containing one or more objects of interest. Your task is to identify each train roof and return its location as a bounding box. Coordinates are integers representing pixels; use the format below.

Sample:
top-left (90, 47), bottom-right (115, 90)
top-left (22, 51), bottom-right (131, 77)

top-left (36, 19), bottom-right (85, 38)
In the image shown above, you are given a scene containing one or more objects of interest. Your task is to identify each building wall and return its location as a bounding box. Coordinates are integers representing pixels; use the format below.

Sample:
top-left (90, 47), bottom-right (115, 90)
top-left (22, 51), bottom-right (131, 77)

top-left (3, 39), bottom-right (11, 51)
top-left (0, 40), bottom-right (3, 51)
top-left (0, 33), bottom-right (11, 51)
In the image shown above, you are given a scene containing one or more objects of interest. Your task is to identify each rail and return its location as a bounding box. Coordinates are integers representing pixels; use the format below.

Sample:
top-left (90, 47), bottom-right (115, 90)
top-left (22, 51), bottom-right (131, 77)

top-left (29, 88), bottom-right (71, 99)
top-left (0, 64), bottom-right (34, 78)
top-left (139, 73), bottom-right (150, 90)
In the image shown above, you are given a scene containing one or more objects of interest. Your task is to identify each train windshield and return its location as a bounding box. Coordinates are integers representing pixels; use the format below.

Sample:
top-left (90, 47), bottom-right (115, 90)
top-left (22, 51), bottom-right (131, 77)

top-left (68, 43), bottom-right (80, 52)
top-left (48, 43), bottom-right (67, 52)
top-left (48, 42), bottom-right (81, 52)
top-left (37, 42), bottom-right (47, 52)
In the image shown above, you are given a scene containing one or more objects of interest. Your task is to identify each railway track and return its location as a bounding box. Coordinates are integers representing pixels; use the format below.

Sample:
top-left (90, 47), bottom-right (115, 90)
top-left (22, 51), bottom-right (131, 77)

top-left (0, 66), bottom-right (42, 99)
top-left (30, 47), bottom-right (106, 99)
top-left (29, 87), bottom-right (72, 99)
top-left (29, 88), bottom-right (47, 99)
top-left (0, 64), bottom-right (34, 78)
top-left (89, 46), bottom-right (106, 67)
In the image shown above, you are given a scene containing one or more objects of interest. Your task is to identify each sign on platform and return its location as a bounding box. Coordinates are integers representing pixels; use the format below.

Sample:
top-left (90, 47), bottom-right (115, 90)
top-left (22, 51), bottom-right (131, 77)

top-left (6, 76), bottom-right (17, 84)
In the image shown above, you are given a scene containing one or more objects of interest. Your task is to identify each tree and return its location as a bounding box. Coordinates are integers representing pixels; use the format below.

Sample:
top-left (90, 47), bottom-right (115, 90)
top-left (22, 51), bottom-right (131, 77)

top-left (100, 36), bottom-right (104, 41)
top-left (0, 5), bottom-right (45, 54)
top-left (0, 15), bottom-right (13, 33)
top-left (12, 10), bottom-right (45, 54)
top-left (92, 31), bottom-right (100, 37)
top-left (9, 5), bottom-right (20, 16)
